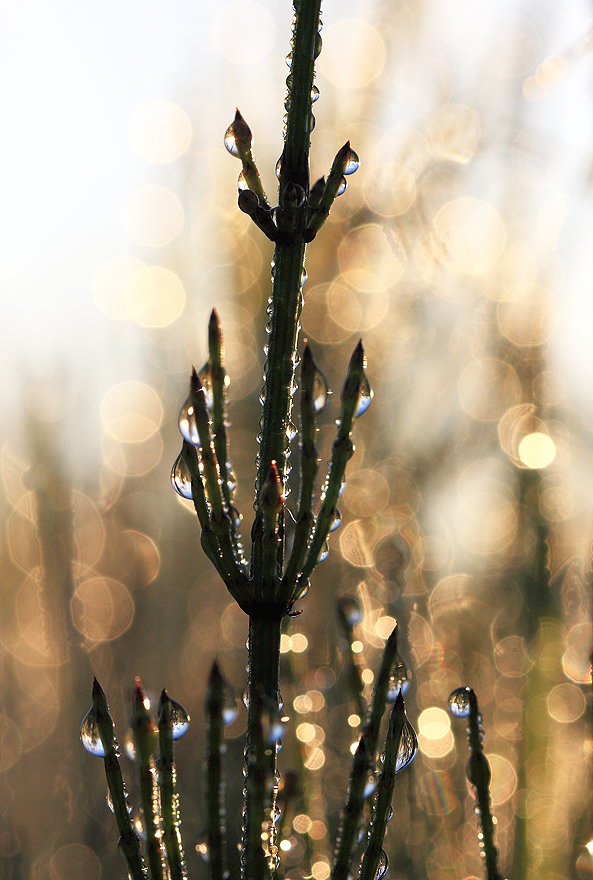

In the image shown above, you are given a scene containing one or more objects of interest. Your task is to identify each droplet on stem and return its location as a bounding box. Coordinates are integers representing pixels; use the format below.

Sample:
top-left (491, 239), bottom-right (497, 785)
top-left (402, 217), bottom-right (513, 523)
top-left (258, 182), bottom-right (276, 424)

top-left (80, 706), bottom-right (105, 757)
top-left (448, 686), bottom-right (472, 718)
top-left (171, 451), bottom-right (193, 499)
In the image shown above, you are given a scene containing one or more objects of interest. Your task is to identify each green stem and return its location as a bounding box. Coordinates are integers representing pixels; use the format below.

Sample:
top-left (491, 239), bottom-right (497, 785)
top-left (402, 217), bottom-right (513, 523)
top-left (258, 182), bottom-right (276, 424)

top-left (157, 691), bottom-right (186, 880)
top-left (206, 663), bottom-right (227, 880)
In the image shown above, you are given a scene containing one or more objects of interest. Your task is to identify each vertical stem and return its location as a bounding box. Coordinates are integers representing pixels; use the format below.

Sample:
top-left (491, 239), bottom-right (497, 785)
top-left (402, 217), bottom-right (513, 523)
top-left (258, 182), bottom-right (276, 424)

top-left (243, 615), bottom-right (283, 880)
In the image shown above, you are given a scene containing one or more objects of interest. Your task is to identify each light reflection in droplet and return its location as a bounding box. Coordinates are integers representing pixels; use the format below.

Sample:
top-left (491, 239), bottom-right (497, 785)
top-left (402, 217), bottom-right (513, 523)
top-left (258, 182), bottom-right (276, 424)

top-left (547, 683), bottom-right (586, 723)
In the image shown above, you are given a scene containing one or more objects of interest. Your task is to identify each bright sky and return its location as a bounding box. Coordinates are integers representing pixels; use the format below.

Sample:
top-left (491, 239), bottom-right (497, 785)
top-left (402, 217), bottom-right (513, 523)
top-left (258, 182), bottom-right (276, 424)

top-left (1, 0), bottom-right (593, 469)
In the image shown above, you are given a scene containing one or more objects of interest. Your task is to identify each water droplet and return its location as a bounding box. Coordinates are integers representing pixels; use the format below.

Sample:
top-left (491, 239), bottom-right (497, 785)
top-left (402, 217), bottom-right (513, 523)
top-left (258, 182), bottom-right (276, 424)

top-left (314, 32), bottom-right (322, 58)
top-left (318, 541), bottom-right (329, 563)
top-left (311, 364), bottom-right (330, 413)
top-left (300, 268), bottom-right (308, 288)
top-left (286, 422), bottom-right (298, 442)
top-left (178, 395), bottom-right (200, 445)
top-left (364, 773), bottom-right (379, 797)
top-left (338, 596), bottom-right (363, 627)
top-left (374, 849), bottom-right (389, 880)
top-left (386, 805), bottom-right (393, 822)
top-left (229, 505), bottom-right (242, 529)
top-left (268, 719), bottom-right (286, 744)
top-left (311, 84), bottom-right (320, 103)
top-left (330, 508), bottom-right (342, 532)
top-left (396, 716), bottom-right (418, 772)
top-left (355, 378), bottom-right (373, 418)
top-left (338, 474), bottom-right (347, 496)
top-left (243, 688), bottom-right (250, 710)
top-left (222, 704), bottom-right (238, 726)
top-left (80, 707), bottom-right (105, 756)
top-left (293, 579), bottom-right (309, 601)
top-left (387, 656), bottom-right (411, 701)
top-left (170, 698), bottom-right (190, 739)
top-left (107, 788), bottom-right (132, 815)
top-left (171, 452), bottom-right (193, 499)
top-left (448, 687), bottom-right (472, 718)
top-left (344, 149), bottom-right (360, 175)
top-left (336, 176), bottom-right (347, 196)
top-left (123, 725), bottom-right (136, 761)
top-left (133, 808), bottom-right (146, 840)
top-left (198, 363), bottom-right (214, 410)
top-left (196, 839), bottom-right (210, 863)
top-left (285, 52), bottom-right (292, 68)
top-left (238, 169), bottom-right (249, 191)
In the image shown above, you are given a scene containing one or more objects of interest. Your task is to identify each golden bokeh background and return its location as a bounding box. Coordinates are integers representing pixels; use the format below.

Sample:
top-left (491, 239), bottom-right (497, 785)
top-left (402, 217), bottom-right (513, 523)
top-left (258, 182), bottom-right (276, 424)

top-left (1, 1), bottom-right (593, 878)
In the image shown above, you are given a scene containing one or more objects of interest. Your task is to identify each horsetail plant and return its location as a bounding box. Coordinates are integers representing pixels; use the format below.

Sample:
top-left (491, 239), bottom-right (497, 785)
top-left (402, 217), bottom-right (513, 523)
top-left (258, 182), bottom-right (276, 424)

top-left (81, 0), bottom-right (423, 877)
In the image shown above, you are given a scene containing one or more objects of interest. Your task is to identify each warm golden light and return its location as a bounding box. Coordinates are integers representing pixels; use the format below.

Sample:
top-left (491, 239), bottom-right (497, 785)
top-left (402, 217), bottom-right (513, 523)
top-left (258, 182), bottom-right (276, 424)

top-left (122, 185), bottom-right (184, 247)
top-left (129, 101), bottom-right (192, 163)
top-left (518, 432), bottom-right (556, 468)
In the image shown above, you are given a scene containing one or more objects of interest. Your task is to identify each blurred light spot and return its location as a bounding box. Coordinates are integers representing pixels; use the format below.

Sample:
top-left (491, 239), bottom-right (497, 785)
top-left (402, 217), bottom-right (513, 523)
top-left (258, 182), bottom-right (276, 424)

top-left (494, 636), bottom-right (532, 677)
top-left (311, 859), bottom-right (330, 880)
top-left (304, 748), bottom-right (326, 771)
top-left (280, 634), bottom-right (291, 654)
top-left (409, 612), bottom-right (434, 667)
top-left (363, 163), bottom-right (416, 215)
top-left (434, 198), bottom-right (505, 274)
top-left (348, 714), bottom-right (360, 727)
top-left (92, 255), bottom-right (146, 320)
top-left (320, 19), bottom-right (385, 88)
top-left (191, 206), bottom-right (251, 265)
top-left (293, 694), bottom-right (312, 714)
top-left (291, 634), bottom-right (308, 653)
top-left (418, 729), bottom-right (454, 759)
top-left (498, 286), bottom-right (555, 347)
top-left (297, 723), bottom-right (324, 746)
top-left (427, 104), bottom-right (480, 164)
top-left (309, 822), bottom-right (327, 841)
top-left (102, 432), bottom-right (163, 478)
top-left (350, 741), bottom-right (358, 755)
top-left (121, 530), bottom-right (160, 588)
top-left (361, 668), bottom-right (374, 684)
top-left (536, 53), bottom-right (569, 88)
top-left (303, 283), bottom-right (352, 344)
top-left (417, 770), bottom-right (457, 816)
top-left (122, 185), bottom-right (183, 247)
top-left (0, 716), bottom-right (21, 772)
top-left (12, 569), bottom-right (66, 666)
top-left (397, 56), bottom-right (453, 114)
top-left (340, 518), bottom-right (394, 567)
top-left (351, 640), bottom-right (364, 654)
top-left (125, 266), bottom-right (185, 327)
top-left (280, 839), bottom-right (292, 852)
top-left (489, 754), bottom-right (517, 804)
top-left (212, 2), bottom-right (275, 64)
top-left (129, 100), bottom-right (192, 163)
top-left (458, 358), bottom-right (520, 421)
top-left (540, 481), bottom-right (573, 522)
top-left (375, 616), bottom-right (396, 640)
top-left (6, 509), bottom-right (40, 573)
top-left (71, 576), bottom-right (134, 644)
top-left (306, 690), bottom-right (325, 712)
top-left (50, 845), bottom-right (101, 880)
top-left (563, 623), bottom-right (592, 684)
top-left (430, 574), bottom-right (474, 621)
top-left (518, 433), bottom-right (555, 469)
top-left (101, 381), bottom-right (162, 443)
top-left (533, 370), bottom-right (566, 406)
top-left (293, 814), bottom-right (312, 834)
top-left (419, 707), bottom-right (451, 739)
top-left (499, 404), bottom-right (553, 469)
top-left (421, 536), bottom-right (451, 572)
top-left (456, 489), bottom-right (516, 555)
top-left (343, 469), bottom-right (389, 517)
top-left (0, 832), bottom-right (20, 858)
top-left (547, 683), bottom-right (586, 723)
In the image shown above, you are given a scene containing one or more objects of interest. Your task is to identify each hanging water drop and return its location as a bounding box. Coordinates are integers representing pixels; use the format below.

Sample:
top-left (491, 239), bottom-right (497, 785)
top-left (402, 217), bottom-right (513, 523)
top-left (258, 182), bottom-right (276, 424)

top-left (317, 540), bottom-right (329, 563)
top-left (396, 716), bottom-right (419, 772)
top-left (171, 452), bottom-right (193, 500)
top-left (169, 698), bottom-right (190, 740)
top-left (364, 773), bottom-right (379, 798)
top-left (336, 176), bottom-right (347, 196)
top-left (338, 474), bottom-right (347, 496)
top-left (238, 169), bottom-right (249, 191)
top-left (286, 422), bottom-right (298, 442)
top-left (312, 363), bottom-right (330, 413)
top-left (344, 148), bottom-right (360, 175)
top-left (311, 84), bottom-right (320, 103)
top-left (80, 706), bottom-right (105, 757)
top-left (133, 808), bottom-right (146, 840)
top-left (387, 655), bottom-right (411, 701)
top-left (355, 377), bottom-right (373, 418)
top-left (224, 109), bottom-right (252, 157)
top-left (448, 687), bottom-right (472, 718)
top-left (179, 395), bottom-right (200, 445)
top-left (329, 508), bottom-right (342, 532)
top-left (374, 849), bottom-right (389, 880)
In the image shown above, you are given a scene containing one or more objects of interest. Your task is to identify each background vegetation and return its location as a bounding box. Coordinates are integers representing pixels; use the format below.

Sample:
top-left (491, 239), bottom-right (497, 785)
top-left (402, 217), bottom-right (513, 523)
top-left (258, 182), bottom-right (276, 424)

top-left (1, 1), bottom-right (592, 878)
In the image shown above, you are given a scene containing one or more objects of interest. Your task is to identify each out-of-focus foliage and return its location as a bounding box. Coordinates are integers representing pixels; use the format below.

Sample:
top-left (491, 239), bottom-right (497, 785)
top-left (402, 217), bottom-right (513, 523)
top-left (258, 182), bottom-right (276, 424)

top-left (1, 2), bottom-right (593, 879)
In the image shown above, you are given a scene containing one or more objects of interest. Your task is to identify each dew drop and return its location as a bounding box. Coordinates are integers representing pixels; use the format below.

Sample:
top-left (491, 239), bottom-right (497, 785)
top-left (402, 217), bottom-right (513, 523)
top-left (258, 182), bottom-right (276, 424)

top-left (286, 422), bottom-right (298, 442)
top-left (243, 688), bottom-right (250, 710)
top-left (374, 849), bottom-right (389, 880)
top-left (448, 687), bottom-right (472, 718)
top-left (364, 773), bottom-right (379, 798)
top-left (285, 52), bottom-right (293, 68)
top-left (171, 452), bottom-right (193, 500)
top-left (329, 508), bottom-right (342, 532)
top-left (178, 396), bottom-right (200, 445)
top-left (318, 541), bottom-right (329, 563)
top-left (196, 839), bottom-right (210, 863)
top-left (396, 716), bottom-right (418, 772)
top-left (224, 128), bottom-right (239, 156)
top-left (336, 176), bottom-right (347, 196)
top-left (238, 169), bottom-right (249, 192)
top-left (229, 505), bottom-right (242, 529)
top-left (170, 698), bottom-right (191, 740)
top-left (312, 365), bottom-right (330, 413)
top-left (338, 596), bottom-right (363, 627)
top-left (268, 719), bottom-right (286, 744)
top-left (293, 579), bottom-right (309, 601)
top-left (123, 725), bottom-right (136, 761)
top-left (80, 707), bottom-right (105, 757)
top-left (344, 149), bottom-right (360, 175)
top-left (311, 84), bottom-right (320, 103)
top-left (338, 474), bottom-right (347, 496)
top-left (387, 656), bottom-right (411, 701)
top-left (355, 378), bottom-right (373, 418)
top-left (222, 704), bottom-right (238, 726)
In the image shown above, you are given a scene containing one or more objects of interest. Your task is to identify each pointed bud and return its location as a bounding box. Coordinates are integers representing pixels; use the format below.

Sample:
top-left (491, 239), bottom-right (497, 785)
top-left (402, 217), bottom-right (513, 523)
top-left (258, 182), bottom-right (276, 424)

top-left (224, 108), bottom-right (252, 157)
top-left (308, 176), bottom-right (325, 209)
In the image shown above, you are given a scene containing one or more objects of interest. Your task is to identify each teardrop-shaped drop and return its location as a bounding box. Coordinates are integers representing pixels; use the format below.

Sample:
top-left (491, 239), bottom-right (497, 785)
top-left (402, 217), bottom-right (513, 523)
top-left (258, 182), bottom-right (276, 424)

top-left (312, 364), bottom-right (330, 413)
top-left (286, 422), bottom-right (298, 442)
top-left (374, 849), bottom-right (389, 880)
top-left (387, 655), bottom-right (411, 701)
top-left (80, 706), bottom-right (105, 756)
top-left (222, 703), bottom-right (238, 726)
top-left (329, 508), bottom-right (342, 533)
top-left (448, 686), bottom-right (472, 718)
top-left (123, 725), bottom-right (136, 761)
top-left (311, 84), bottom-right (320, 103)
top-left (336, 176), bottom-right (347, 196)
top-left (197, 363), bottom-right (213, 411)
top-left (237, 169), bottom-right (249, 191)
top-left (318, 540), bottom-right (329, 563)
top-left (293, 579), bottom-right (309, 601)
top-left (396, 716), bottom-right (418, 772)
top-left (224, 110), bottom-right (252, 157)
top-left (178, 395), bottom-right (200, 445)
top-left (171, 451), bottom-right (193, 499)
top-left (355, 376), bottom-right (373, 417)
top-left (170, 698), bottom-right (191, 740)
top-left (344, 148), bottom-right (360, 175)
